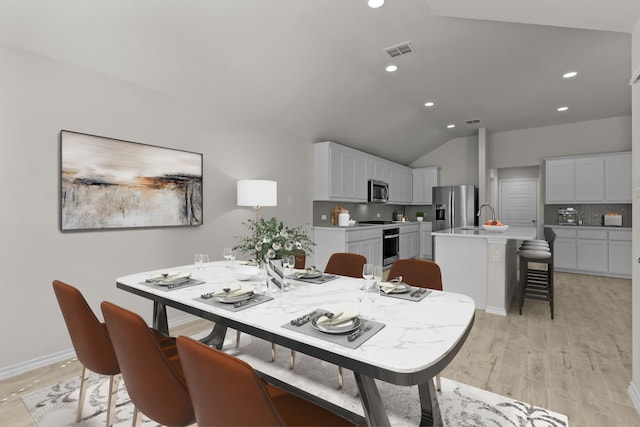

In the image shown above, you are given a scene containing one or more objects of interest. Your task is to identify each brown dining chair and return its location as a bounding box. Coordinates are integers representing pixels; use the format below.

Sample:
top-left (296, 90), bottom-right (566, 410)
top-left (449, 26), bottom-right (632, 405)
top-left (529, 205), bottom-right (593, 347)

top-left (52, 280), bottom-right (121, 427)
top-left (324, 252), bottom-right (367, 278)
top-left (100, 301), bottom-right (196, 427)
top-left (387, 258), bottom-right (443, 391)
top-left (176, 336), bottom-right (358, 427)
top-left (387, 258), bottom-right (443, 291)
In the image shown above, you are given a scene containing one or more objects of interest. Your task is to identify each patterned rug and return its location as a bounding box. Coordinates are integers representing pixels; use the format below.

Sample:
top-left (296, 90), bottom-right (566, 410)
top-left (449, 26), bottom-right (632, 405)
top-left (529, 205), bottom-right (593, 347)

top-left (22, 333), bottom-right (568, 427)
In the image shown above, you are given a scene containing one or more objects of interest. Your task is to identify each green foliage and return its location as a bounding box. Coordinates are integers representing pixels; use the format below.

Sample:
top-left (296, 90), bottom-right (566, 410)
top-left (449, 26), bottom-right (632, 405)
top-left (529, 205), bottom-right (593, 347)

top-left (233, 217), bottom-right (314, 263)
top-left (416, 211), bottom-right (425, 217)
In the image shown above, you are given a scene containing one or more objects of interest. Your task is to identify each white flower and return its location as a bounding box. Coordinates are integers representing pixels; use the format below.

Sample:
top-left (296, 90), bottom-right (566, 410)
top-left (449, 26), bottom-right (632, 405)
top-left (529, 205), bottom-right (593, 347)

top-left (284, 242), bottom-right (293, 251)
top-left (272, 242), bottom-right (282, 250)
top-left (280, 230), bottom-right (289, 238)
top-left (266, 249), bottom-right (275, 259)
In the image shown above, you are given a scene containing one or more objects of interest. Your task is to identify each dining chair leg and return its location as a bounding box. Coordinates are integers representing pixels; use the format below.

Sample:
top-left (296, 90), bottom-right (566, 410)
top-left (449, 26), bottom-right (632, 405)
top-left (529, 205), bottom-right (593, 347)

top-left (338, 366), bottom-right (344, 389)
top-left (436, 375), bottom-right (441, 392)
top-left (132, 406), bottom-right (142, 427)
top-left (106, 374), bottom-right (122, 427)
top-left (75, 366), bottom-right (89, 422)
top-left (290, 350), bottom-right (295, 369)
top-left (271, 343), bottom-right (276, 362)
top-left (236, 330), bottom-right (241, 348)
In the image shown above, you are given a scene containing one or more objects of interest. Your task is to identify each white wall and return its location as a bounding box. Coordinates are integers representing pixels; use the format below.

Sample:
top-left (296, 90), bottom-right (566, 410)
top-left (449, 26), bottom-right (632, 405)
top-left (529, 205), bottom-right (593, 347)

top-left (410, 135), bottom-right (479, 185)
top-left (0, 43), bottom-right (314, 375)
top-left (630, 16), bottom-right (640, 415)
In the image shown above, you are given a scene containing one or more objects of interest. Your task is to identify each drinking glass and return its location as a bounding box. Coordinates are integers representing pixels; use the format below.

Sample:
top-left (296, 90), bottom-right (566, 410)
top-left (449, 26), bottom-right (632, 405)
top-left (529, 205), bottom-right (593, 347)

top-left (223, 247), bottom-right (235, 267)
top-left (194, 254), bottom-right (209, 278)
top-left (364, 278), bottom-right (380, 320)
top-left (373, 265), bottom-right (383, 285)
top-left (283, 255), bottom-right (296, 290)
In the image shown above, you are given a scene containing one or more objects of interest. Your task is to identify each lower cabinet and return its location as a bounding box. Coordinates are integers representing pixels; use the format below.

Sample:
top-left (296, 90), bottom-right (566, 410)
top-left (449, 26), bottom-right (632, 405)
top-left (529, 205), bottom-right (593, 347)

top-left (348, 237), bottom-right (383, 266)
top-left (548, 226), bottom-right (630, 278)
top-left (419, 222), bottom-right (433, 259)
top-left (399, 224), bottom-right (420, 259)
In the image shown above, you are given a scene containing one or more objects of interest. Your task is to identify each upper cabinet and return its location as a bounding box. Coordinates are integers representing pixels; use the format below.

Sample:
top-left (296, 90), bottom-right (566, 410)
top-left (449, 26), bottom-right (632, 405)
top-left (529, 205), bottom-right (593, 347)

top-left (412, 167), bottom-right (439, 204)
top-left (545, 152), bottom-right (631, 204)
top-left (314, 142), bottom-right (367, 202)
top-left (314, 141), bottom-right (415, 204)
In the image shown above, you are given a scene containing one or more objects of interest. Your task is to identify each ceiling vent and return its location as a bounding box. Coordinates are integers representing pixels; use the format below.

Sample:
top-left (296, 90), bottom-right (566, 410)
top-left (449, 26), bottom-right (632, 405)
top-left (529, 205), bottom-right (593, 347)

top-left (384, 41), bottom-right (415, 58)
top-left (465, 119), bottom-right (481, 125)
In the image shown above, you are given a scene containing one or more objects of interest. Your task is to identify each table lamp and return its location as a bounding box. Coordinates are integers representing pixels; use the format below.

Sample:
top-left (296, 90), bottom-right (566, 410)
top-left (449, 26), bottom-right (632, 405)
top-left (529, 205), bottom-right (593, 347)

top-left (237, 180), bottom-right (277, 220)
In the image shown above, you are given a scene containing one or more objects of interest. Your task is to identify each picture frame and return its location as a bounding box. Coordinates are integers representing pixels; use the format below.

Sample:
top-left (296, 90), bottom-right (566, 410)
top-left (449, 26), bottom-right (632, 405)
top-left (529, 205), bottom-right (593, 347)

top-left (60, 130), bottom-right (203, 231)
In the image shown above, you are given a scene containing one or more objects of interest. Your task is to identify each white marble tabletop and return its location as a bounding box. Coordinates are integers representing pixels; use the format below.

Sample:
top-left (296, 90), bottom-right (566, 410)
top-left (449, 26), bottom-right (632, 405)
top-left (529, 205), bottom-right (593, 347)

top-left (116, 261), bottom-right (475, 379)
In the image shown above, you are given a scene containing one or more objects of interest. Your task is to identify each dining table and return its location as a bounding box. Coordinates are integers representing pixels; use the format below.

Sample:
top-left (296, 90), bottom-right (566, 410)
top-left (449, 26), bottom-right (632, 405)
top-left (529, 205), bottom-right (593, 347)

top-left (116, 260), bottom-right (475, 427)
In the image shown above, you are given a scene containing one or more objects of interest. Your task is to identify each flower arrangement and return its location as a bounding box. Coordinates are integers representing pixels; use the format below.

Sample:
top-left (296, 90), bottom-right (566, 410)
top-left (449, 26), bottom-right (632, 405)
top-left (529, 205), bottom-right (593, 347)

top-left (233, 217), bottom-right (314, 263)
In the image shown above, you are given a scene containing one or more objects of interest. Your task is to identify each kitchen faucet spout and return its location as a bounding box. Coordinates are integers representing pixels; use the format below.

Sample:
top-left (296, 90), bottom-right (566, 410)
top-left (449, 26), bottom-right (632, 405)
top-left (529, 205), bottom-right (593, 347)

top-left (477, 204), bottom-right (495, 221)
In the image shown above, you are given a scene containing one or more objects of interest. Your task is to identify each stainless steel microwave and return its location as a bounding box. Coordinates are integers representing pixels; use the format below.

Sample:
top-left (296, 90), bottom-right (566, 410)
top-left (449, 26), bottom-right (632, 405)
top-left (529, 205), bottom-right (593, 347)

top-left (368, 179), bottom-right (389, 203)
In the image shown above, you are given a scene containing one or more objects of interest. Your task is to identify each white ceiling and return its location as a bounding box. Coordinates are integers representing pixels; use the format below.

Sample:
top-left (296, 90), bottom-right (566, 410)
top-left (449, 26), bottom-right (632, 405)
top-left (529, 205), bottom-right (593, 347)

top-left (0, 0), bottom-right (637, 165)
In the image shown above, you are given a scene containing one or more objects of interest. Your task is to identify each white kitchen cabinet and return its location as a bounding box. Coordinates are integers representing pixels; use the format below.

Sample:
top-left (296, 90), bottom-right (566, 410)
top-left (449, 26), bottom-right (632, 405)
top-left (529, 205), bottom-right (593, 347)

top-left (545, 159), bottom-right (575, 203)
top-left (313, 226), bottom-right (382, 270)
top-left (576, 229), bottom-right (608, 273)
top-left (399, 224), bottom-right (420, 259)
top-left (545, 152), bottom-right (631, 204)
top-left (608, 230), bottom-right (632, 277)
top-left (419, 222), bottom-right (433, 259)
top-left (412, 167), bottom-right (439, 204)
top-left (575, 157), bottom-right (604, 202)
top-left (605, 153), bottom-right (632, 202)
top-left (386, 164), bottom-right (413, 204)
top-left (551, 227), bottom-right (577, 270)
top-left (314, 142), bottom-right (367, 202)
top-left (367, 158), bottom-right (386, 182)
top-left (548, 226), bottom-right (631, 278)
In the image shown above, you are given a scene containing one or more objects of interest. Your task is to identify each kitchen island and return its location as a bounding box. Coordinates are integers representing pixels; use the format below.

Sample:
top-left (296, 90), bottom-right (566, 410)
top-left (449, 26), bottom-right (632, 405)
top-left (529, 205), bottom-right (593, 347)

top-left (433, 226), bottom-right (537, 316)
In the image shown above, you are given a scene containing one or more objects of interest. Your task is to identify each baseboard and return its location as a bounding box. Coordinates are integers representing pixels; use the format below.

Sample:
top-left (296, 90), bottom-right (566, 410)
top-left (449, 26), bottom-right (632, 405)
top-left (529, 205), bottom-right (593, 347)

top-left (628, 381), bottom-right (640, 416)
top-left (0, 313), bottom-right (198, 381)
top-left (484, 306), bottom-right (507, 316)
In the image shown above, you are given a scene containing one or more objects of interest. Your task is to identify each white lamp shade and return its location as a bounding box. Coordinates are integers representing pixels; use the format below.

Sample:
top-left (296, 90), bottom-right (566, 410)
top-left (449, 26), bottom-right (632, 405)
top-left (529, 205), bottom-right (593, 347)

top-left (237, 180), bottom-right (277, 207)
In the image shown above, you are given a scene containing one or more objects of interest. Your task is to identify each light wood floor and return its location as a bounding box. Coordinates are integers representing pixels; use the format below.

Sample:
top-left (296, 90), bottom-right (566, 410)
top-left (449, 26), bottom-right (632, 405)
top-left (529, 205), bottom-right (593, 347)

top-left (1, 272), bottom-right (639, 426)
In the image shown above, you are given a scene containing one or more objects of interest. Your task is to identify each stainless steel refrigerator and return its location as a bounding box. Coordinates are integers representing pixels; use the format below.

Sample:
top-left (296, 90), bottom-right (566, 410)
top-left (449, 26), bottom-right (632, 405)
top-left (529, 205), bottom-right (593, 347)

top-left (432, 185), bottom-right (478, 232)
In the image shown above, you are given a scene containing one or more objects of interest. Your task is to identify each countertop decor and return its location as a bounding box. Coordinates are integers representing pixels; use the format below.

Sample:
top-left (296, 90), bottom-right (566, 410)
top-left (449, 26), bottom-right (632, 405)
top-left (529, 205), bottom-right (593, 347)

top-left (233, 217), bottom-right (314, 263)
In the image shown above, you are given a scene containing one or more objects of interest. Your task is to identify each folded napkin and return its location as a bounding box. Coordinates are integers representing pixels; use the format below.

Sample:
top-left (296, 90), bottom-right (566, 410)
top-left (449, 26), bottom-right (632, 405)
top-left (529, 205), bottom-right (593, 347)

top-left (316, 308), bottom-right (359, 326)
top-left (379, 281), bottom-right (399, 294)
top-left (147, 272), bottom-right (191, 283)
top-left (213, 285), bottom-right (253, 297)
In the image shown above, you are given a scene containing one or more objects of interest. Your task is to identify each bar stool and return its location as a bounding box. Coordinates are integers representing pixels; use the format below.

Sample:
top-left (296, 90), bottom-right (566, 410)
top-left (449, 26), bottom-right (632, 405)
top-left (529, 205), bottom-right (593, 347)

top-left (518, 228), bottom-right (556, 319)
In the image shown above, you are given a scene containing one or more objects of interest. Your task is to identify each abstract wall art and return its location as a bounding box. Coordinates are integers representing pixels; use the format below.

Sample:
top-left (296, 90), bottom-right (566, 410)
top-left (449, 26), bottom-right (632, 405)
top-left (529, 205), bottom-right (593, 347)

top-left (60, 130), bottom-right (203, 230)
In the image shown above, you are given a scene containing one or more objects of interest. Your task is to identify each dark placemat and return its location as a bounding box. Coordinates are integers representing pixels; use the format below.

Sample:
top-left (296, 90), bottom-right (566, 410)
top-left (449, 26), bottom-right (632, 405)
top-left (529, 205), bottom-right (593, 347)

top-left (282, 308), bottom-right (385, 349)
top-left (380, 288), bottom-right (431, 302)
top-left (194, 293), bottom-right (273, 312)
top-left (292, 274), bottom-right (339, 284)
top-left (141, 278), bottom-right (205, 291)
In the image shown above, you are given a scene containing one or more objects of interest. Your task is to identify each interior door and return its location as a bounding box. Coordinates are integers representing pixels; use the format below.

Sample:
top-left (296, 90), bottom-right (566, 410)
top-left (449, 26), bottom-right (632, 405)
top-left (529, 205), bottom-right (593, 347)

top-left (499, 179), bottom-right (537, 227)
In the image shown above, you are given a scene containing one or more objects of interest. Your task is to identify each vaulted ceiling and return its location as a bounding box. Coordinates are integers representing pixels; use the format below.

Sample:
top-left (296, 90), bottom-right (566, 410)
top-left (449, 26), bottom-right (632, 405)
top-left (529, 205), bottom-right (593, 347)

top-left (0, 0), bottom-right (638, 164)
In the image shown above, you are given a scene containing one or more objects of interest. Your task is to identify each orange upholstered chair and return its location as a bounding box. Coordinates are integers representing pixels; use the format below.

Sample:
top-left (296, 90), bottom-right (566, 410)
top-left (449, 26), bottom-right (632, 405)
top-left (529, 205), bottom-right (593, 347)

top-left (176, 336), bottom-right (358, 426)
top-left (387, 258), bottom-right (443, 390)
top-left (324, 253), bottom-right (367, 278)
top-left (100, 301), bottom-right (195, 427)
top-left (52, 280), bottom-right (121, 427)
top-left (387, 258), bottom-right (443, 291)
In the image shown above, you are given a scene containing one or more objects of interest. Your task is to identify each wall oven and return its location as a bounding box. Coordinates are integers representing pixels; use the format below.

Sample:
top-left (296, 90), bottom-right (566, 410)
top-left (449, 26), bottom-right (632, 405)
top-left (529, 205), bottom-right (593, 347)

top-left (383, 228), bottom-right (399, 267)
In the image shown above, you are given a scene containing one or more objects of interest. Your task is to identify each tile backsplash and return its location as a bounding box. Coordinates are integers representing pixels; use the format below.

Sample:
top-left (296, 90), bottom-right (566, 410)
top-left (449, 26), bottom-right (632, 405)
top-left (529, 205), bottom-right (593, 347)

top-left (544, 204), bottom-right (632, 227)
top-left (313, 201), bottom-right (433, 226)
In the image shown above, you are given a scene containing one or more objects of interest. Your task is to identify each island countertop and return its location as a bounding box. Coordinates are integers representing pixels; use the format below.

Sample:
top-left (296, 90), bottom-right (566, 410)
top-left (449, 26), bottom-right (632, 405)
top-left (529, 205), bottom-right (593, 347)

top-left (432, 225), bottom-right (538, 241)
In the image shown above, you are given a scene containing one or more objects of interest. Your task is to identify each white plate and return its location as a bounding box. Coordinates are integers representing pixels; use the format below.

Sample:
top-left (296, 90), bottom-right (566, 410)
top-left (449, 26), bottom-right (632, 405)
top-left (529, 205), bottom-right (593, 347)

top-left (297, 271), bottom-right (323, 279)
top-left (482, 224), bottom-right (509, 232)
top-left (157, 276), bottom-right (191, 286)
top-left (311, 315), bottom-right (361, 334)
top-left (212, 291), bottom-right (254, 304)
top-left (388, 283), bottom-right (411, 294)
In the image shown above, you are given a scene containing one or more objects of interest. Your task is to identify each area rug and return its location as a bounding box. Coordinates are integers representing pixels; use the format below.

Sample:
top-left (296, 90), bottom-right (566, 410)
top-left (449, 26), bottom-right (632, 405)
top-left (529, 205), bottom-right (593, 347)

top-left (22, 332), bottom-right (568, 427)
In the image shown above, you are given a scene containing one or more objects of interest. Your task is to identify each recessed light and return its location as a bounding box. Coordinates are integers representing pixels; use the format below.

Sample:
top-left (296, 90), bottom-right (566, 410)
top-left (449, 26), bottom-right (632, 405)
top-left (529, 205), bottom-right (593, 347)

top-left (424, 102), bottom-right (435, 107)
top-left (385, 64), bottom-right (398, 72)
top-left (368, 0), bottom-right (384, 8)
top-left (447, 124), bottom-right (456, 129)
top-left (557, 106), bottom-right (569, 112)
top-left (563, 71), bottom-right (578, 79)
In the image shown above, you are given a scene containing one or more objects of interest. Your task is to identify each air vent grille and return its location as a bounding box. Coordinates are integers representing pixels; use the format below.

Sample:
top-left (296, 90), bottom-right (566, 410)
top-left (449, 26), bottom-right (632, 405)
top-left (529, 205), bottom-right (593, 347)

top-left (384, 41), bottom-right (415, 58)
top-left (465, 119), bottom-right (481, 125)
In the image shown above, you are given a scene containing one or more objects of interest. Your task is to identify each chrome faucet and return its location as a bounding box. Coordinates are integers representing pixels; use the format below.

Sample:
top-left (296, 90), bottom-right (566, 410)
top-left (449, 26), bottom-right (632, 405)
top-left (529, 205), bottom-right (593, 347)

top-left (477, 204), bottom-right (495, 221)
